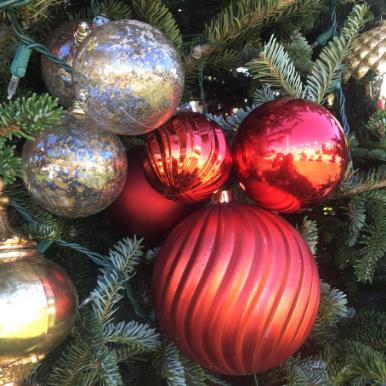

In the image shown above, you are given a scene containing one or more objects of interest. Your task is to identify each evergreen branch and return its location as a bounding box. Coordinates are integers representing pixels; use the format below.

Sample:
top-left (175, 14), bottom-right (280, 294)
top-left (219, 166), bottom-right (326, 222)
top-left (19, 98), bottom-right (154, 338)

top-left (0, 145), bottom-right (26, 184)
top-left (333, 165), bottom-right (386, 198)
top-left (19, 222), bottom-right (62, 242)
top-left (342, 195), bottom-right (366, 246)
top-left (297, 216), bottom-right (318, 255)
top-left (355, 216), bottom-right (386, 283)
top-left (253, 85), bottom-right (275, 106)
top-left (84, 313), bottom-right (122, 386)
top-left (319, 281), bottom-right (348, 321)
top-left (184, 0), bottom-right (299, 72)
top-left (338, 341), bottom-right (386, 385)
top-left (145, 247), bottom-right (161, 264)
top-left (203, 48), bottom-right (242, 72)
top-left (91, 272), bottom-right (124, 325)
top-left (203, 371), bottom-right (232, 386)
top-left (104, 321), bottom-right (160, 351)
top-left (351, 148), bottom-right (386, 162)
top-left (366, 109), bottom-right (386, 138)
top-left (99, 0), bottom-right (133, 19)
top-left (107, 238), bottom-right (144, 276)
top-left (348, 133), bottom-right (359, 151)
top-left (206, 105), bottom-right (257, 132)
top-left (246, 35), bottom-right (305, 98)
top-left (132, 0), bottom-right (183, 52)
top-left (44, 340), bottom-right (93, 386)
top-left (180, 355), bottom-right (206, 386)
top-left (281, 30), bottom-right (313, 74)
top-left (306, 4), bottom-right (368, 104)
top-left (0, 93), bottom-right (64, 142)
top-left (154, 340), bottom-right (186, 386)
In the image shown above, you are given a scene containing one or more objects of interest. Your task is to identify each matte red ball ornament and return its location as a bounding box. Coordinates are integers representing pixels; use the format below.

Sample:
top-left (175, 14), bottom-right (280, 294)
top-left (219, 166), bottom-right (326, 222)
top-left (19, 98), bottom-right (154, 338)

top-left (151, 191), bottom-right (320, 375)
top-left (106, 147), bottom-right (204, 243)
top-left (232, 98), bottom-right (349, 212)
top-left (141, 112), bottom-right (233, 203)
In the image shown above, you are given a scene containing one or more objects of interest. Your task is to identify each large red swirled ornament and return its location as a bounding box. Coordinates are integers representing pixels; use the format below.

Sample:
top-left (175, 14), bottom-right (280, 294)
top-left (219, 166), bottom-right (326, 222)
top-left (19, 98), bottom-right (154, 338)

top-left (232, 98), bottom-right (348, 212)
top-left (151, 191), bottom-right (320, 375)
top-left (141, 112), bottom-right (232, 203)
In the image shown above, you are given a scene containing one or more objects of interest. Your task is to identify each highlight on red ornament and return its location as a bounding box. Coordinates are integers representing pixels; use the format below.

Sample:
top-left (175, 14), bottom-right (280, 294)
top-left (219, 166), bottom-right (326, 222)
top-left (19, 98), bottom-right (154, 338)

top-left (141, 112), bottom-right (233, 203)
top-left (232, 98), bottom-right (349, 212)
top-left (151, 190), bottom-right (320, 375)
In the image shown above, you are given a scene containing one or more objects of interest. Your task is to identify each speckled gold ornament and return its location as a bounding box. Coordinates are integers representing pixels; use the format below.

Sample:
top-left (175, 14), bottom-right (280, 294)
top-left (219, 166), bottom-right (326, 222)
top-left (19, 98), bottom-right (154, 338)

top-left (21, 107), bottom-right (127, 218)
top-left (344, 22), bottom-right (386, 80)
top-left (41, 20), bottom-right (90, 108)
top-left (72, 19), bottom-right (185, 136)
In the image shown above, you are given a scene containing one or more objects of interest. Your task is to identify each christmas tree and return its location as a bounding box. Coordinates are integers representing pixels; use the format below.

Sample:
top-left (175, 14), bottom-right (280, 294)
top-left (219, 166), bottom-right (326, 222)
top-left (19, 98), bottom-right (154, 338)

top-left (1, 0), bottom-right (386, 385)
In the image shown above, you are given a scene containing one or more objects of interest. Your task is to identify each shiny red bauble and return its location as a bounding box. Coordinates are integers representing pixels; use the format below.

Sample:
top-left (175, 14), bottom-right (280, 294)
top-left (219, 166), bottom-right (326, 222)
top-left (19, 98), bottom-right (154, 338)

top-left (141, 112), bottom-right (233, 202)
top-left (232, 98), bottom-right (348, 212)
top-left (151, 191), bottom-right (320, 375)
top-left (106, 148), bottom-right (204, 243)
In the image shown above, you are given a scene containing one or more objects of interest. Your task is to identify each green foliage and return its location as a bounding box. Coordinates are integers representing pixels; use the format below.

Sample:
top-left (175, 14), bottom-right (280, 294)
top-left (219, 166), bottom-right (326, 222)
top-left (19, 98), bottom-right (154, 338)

top-left (309, 281), bottom-right (347, 345)
top-left (246, 35), bottom-right (305, 98)
top-left (355, 216), bottom-right (386, 283)
top-left (306, 4), bottom-right (368, 104)
top-left (337, 341), bottom-right (386, 385)
top-left (0, 93), bottom-right (64, 183)
top-left (99, 0), bottom-right (133, 20)
top-left (132, 0), bottom-right (183, 51)
top-left (297, 216), bottom-right (319, 255)
top-left (280, 30), bottom-right (313, 74)
top-left (0, 93), bottom-right (64, 142)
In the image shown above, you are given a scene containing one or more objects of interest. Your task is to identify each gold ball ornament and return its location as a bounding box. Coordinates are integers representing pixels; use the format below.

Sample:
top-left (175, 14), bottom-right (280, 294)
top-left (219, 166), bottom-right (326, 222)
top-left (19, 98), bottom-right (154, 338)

top-left (72, 19), bottom-right (185, 135)
top-left (0, 180), bottom-right (78, 386)
top-left (21, 103), bottom-right (128, 218)
top-left (344, 22), bottom-right (386, 80)
top-left (41, 20), bottom-right (90, 108)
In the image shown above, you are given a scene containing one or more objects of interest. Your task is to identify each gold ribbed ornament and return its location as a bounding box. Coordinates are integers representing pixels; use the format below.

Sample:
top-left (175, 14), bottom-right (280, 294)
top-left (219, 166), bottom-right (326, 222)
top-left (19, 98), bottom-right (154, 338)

top-left (0, 179), bottom-right (78, 386)
top-left (344, 22), bottom-right (386, 80)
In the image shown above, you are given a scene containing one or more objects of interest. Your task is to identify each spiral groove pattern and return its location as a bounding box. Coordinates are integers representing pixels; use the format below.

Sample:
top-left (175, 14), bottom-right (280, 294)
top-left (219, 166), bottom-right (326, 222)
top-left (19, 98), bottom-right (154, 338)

top-left (151, 201), bottom-right (320, 375)
top-left (142, 113), bottom-right (232, 202)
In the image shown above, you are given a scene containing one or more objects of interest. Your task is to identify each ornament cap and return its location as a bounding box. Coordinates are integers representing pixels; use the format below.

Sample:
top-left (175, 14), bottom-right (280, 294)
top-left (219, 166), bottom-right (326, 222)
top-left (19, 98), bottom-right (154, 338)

top-left (211, 190), bottom-right (234, 204)
top-left (67, 99), bottom-right (86, 115)
top-left (73, 21), bottom-right (90, 47)
top-left (0, 178), bottom-right (39, 260)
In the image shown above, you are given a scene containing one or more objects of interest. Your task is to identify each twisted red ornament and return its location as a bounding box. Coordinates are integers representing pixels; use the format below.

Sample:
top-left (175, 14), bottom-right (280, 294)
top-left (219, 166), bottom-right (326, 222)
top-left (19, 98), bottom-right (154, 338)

top-left (151, 191), bottom-right (320, 375)
top-left (141, 112), bottom-right (232, 203)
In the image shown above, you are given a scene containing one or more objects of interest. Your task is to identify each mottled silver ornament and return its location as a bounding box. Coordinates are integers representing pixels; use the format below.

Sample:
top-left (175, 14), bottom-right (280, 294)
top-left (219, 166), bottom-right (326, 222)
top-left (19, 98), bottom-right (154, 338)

top-left (72, 19), bottom-right (185, 136)
top-left (41, 20), bottom-right (90, 108)
top-left (21, 108), bottom-right (128, 218)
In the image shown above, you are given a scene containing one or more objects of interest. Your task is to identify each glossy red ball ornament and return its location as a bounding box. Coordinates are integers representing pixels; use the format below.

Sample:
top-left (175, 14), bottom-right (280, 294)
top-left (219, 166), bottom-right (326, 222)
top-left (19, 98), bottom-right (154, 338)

top-left (141, 112), bottom-right (233, 203)
top-left (232, 98), bottom-right (349, 212)
top-left (106, 147), bottom-right (204, 243)
top-left (151, 191), bottom-right (320, 375)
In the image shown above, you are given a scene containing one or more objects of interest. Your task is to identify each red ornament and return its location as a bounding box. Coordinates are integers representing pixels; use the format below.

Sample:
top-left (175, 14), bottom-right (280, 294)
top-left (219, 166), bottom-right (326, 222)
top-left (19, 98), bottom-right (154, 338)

top-left (151, 191), bottom-right (320, 375)
top-left (106, 147), bottom-right (204, 243)
top-left (141, 112), bottom-right (232, 203)
top-left (232, 98), bottom-right (348, 212)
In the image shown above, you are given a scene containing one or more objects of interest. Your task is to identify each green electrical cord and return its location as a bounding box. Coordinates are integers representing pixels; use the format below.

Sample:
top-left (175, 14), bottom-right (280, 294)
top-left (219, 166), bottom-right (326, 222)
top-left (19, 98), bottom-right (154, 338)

top-left (10, 13), bottom-right (72, 73)
top-left (1, 0), bottom-right (73, 73)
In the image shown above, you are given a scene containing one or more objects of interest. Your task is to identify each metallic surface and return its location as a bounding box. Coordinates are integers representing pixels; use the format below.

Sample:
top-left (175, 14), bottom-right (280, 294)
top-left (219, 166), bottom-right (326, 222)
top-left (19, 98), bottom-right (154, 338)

top-left (72, 20), bottom-right (185, 135)
top-left (344, 23), bottom-right (386, 80)
top-left (151, 197), bottom-right (320, 375)
top-left (0, 355), bottom-right (44, 386)
top-left (0, 180), bottom-right (78, 385)
top-left (106, 147), bottom-right (204, 243)
top-left (21, 111), bottom-right (127, 218)
top-left (142, 113), bottom-right (232, 202)
top-left (232, 98), bottom-right (348, 212)
top-left (41, 20), bottom-right (90, 108)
